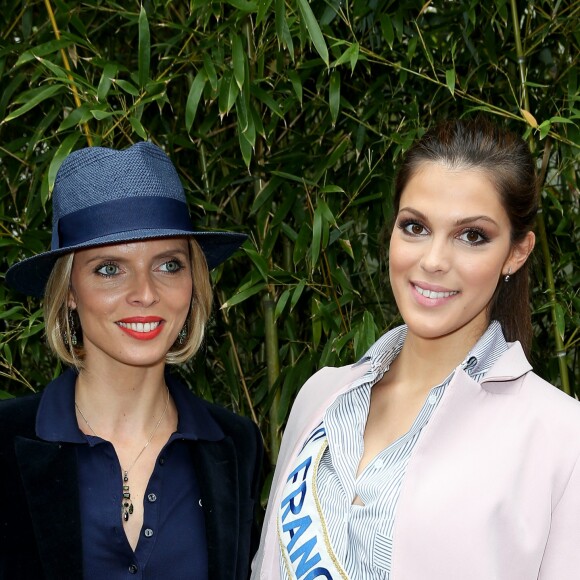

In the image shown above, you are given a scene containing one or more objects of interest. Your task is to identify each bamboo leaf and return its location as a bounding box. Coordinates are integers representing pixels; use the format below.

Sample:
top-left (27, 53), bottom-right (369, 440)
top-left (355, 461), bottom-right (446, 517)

top-left (380, 14), bottom-right (395, 49)
top-left (334, 42), bottom-right (359, 72)
top-left (218, 72), bottom-right (240, 117)
top-left (251, 85), bottom-right (284, 119)
top-left (58, 104), bottom-right (92, 132)
top-left (274, 288), bottom-right (291, 320)
top-left (225, 0), bottom-right (257, 10)
top-left (329, 69), bottom-right (341, 125)
top-left (311, 205), bottom-right (323, 268)
top-left (244, 248), bottom-right (269, 282)
top-left (114, 79), bottom-right (140, 96)
top-left (0, 306), bottom-right (23, 320)
top-left (521, 109), bottom-right (538, 128)
top-left (138, 5), bottom-right (151, 88)
top-left (221, 282), bottom-right (267, 309)
top-left (203, 54), bottom-right (218, 92)
top-left (2, 84), bottom-right (64, 124)
top-left (129, 116), bottom-right (148, 139)
top-left (185, 69), bottom-right (207, 131)
top-left (288, 70), bottom-right (302, 104)
top-left (91, 109), bottom-right (116, 120)
top-left (538, 120), bottom-right (551, 140)
top-left (48, 132), bottom-right (82, 191)
top-left (2, 344), bottom-right (12, 366)
top-left (232, 34), bottom-right (245, 91)
top-left (320, 185), bottom-right (344, 193)
top-left (312, 298), bottom-right (322, 349)
top-left (445, 68), bottom-right (456, 95)
top-left (275, 0), bottom-right (294, 56)
top-left (290, 279), bottom-right (306, 311)
top-left (257, 0), bottom-right (273, 24)
top-left (296, 0), bottom-right (329, 66)
top-left (338, 238), bottom-right (354, 260)
top-left (14, 40), bottom-right (71, 67)
top-left (97, 63), bottom-right (118, 102)
top-left (36, 56), bottom-right (69, 80)
top-left (555, 302), bottom-right (566, 342)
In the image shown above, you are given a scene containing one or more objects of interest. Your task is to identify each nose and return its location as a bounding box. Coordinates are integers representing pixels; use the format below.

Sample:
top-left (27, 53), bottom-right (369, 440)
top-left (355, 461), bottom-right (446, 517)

top-left (419, 236), bottom-right (451, 274)
top-left (127, 270), bottom-right (160, 307)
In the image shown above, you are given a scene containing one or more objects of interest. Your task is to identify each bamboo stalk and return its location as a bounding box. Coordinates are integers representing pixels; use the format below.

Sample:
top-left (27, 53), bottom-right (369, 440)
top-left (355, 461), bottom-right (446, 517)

top-left (244, 17), bottom-right (282, 459)
top-left (509, 0), bottom-right (570, 393)
top-left (44, 0), bottom-right (92, 146)
top-left (263, 294), bottom-right (281, 464)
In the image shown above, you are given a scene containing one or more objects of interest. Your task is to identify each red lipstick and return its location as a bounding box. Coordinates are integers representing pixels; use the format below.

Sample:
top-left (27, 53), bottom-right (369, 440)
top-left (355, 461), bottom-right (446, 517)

top-left (116, 317), bottom-right (164, 340)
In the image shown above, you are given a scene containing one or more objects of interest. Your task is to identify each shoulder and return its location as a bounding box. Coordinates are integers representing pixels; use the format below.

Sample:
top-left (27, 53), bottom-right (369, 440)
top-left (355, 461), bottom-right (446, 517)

top-left (0, 392), bottom-right (42, 441)
top-left (203, 400), bottom-right (261, 443)
top-left (521, 371), bottom-right (580, 434)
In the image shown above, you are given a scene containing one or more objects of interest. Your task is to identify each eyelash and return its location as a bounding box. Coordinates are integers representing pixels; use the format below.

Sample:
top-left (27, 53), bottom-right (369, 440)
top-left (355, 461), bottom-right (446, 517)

top-left (159, 259), bottom-right (185, 273)
top-left (94, 259), bottom-right (185, 278)
top-left (397, 219), bottom-right (490, 246)
top-left (95, 261), bottom-right (119, 277)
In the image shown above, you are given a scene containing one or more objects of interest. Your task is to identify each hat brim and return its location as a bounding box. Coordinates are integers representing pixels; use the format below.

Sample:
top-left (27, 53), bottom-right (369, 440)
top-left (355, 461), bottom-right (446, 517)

top-left (6, 229), bottom-right (247, 298)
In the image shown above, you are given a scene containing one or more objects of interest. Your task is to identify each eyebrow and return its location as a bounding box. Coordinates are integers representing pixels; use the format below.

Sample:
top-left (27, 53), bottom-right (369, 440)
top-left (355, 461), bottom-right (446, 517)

top-left (398, 207), bottom-right (499, 228)
top-left (81, 247), bottom-right (190, 266)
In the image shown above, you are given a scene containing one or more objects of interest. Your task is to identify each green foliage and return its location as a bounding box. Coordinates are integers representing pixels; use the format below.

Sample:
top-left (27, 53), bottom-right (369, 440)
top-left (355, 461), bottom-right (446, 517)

top-left (0, 1), bottom-right (578, 472)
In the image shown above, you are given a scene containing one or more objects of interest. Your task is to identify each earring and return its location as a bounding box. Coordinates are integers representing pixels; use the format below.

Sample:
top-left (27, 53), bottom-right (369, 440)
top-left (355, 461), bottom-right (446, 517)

top-left (64, 309), bottom-right (78, 347)
top-left (177, 324), bottom-right (188, 345)
top-left (69, 309), bottom-right (78, 346)
top-left (504, 267), bottom-right (512, 283)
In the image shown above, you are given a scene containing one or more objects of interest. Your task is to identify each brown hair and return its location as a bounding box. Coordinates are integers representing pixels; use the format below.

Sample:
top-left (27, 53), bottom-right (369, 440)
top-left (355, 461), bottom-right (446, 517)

top-left (393, 118), bottom-right (538, 354)
top-left (44, 238), bottom-right (212, 369)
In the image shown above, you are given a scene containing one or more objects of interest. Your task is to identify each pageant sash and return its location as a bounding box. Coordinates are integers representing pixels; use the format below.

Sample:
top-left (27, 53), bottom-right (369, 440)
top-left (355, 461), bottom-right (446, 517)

top-left (277, 423), bottom-right (349, 579)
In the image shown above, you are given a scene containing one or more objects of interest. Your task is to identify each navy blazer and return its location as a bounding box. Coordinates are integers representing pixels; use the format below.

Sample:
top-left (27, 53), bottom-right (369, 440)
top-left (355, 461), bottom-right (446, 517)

top-left (0, 380), bottom-right (263, 580)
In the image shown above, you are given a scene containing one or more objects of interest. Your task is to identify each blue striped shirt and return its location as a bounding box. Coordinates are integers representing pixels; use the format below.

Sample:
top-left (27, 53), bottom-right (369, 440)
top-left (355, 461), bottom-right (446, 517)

top-left (281, 321), bottom-right (507, 579)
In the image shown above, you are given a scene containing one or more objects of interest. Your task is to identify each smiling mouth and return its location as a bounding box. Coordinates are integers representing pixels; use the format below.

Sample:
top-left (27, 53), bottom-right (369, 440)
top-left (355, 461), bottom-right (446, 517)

top-left (413, 285), bottom-right (459, 299)
top-left (117, 321), bottom-right (162, 333)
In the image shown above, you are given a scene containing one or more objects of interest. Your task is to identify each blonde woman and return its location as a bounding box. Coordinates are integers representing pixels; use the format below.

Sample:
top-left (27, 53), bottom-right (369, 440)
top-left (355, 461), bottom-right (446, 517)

top-left (1, 142), bottom-right (262, 580)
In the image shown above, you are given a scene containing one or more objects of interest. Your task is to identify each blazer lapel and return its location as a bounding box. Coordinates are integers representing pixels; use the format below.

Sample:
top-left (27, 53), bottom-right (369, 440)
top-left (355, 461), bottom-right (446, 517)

top-left (15, 436), bottom-right (83, 579)
top-left (192, 437), bottom-right (240, 580)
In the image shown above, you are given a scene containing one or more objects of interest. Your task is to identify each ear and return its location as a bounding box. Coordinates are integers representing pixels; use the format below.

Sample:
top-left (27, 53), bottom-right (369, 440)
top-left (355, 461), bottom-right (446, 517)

top-left (68, 288), bottom-right (77, 310)
top-left (503, 231), bottom-right (535, 276)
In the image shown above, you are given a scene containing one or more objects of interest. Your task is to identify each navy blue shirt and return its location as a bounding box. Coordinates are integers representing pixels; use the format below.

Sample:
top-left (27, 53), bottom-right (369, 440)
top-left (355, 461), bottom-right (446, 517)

top-left (36, 368), bottom-right (223, 580)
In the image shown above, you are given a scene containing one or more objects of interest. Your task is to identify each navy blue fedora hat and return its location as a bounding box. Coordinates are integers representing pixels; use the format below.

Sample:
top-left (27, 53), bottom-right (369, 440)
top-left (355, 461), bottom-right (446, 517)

top-left (6, 141), bottom-right (247, 297)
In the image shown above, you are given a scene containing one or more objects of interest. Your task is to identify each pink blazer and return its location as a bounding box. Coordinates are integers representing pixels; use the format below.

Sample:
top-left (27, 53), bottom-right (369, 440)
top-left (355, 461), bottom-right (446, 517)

top-left (252, 341), bottom-right (580, 579)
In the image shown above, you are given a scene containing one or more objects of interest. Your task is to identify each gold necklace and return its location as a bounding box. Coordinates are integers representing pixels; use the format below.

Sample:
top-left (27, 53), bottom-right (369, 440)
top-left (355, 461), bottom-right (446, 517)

top-left (75, 387), bottom-right (170, 522)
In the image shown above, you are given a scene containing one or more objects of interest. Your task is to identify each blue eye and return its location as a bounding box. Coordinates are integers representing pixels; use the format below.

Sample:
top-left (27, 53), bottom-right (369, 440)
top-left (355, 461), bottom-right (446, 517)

top-left (96, 263), bottom-right (119, 276)
top-left (159, 260), bottom-right (184, 273)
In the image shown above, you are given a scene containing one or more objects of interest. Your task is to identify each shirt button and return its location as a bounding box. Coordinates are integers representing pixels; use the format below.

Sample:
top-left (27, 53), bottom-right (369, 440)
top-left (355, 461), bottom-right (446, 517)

top-left (158, 457), bottom-right (165, 466)
top-left (374, 459), bottom-right (384, 469)
top-left (147, 493), bottom-right (157, 503)
top-left (428, 394), bottom-right (438, 405)
top-left (144, 528), bottom-right (154, 538)
top-left (128, 564), bottom-right (138, 574)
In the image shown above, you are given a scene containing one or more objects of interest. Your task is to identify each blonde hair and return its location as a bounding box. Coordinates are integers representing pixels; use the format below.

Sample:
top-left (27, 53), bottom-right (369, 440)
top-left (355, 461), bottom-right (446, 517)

top-left (44, 238), bottom-right (212, 369)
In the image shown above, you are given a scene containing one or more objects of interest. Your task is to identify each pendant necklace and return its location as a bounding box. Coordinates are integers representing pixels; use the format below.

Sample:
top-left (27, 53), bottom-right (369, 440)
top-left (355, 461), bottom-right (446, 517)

top-left (75, 386), bottom-right (170, 522)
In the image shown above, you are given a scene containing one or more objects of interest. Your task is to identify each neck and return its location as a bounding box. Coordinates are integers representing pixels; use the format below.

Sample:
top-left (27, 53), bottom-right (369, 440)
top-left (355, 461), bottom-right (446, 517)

top-left (393, 324), bottom-right (485, 392)
top-left (74, 361), bottom-right (171, 441)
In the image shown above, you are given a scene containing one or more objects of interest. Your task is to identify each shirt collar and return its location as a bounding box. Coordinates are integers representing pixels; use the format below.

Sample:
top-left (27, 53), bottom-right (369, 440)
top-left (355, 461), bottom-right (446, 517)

top-left (354, 320), bottom-right (507, 380)
top-left (459, 320), bottom-right (508, 377)
top-left (36, 368), bottom-right (224, 444)
top-left (354, 324), bottom-right (408, 375)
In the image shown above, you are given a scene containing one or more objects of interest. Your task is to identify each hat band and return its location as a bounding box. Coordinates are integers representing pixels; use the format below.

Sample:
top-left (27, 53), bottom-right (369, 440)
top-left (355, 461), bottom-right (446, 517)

top-left (54, 197), bottom-right (194, 249)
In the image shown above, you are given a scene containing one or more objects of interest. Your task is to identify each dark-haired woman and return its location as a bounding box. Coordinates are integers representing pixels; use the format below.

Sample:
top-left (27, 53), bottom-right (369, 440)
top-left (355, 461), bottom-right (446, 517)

top-left (0, 142), bottom-right (262, 579)
top-left (252, 119), bottom-right (580, 579)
